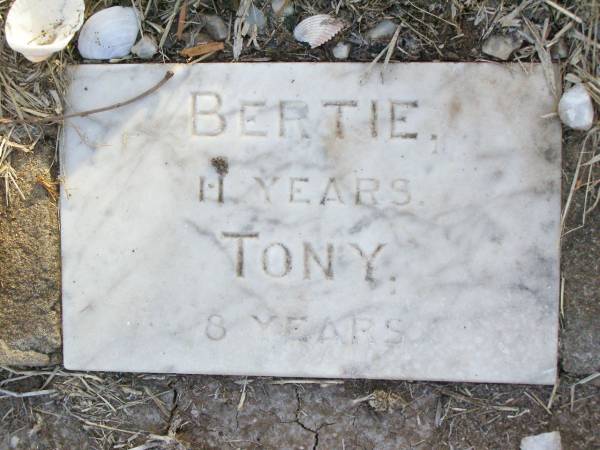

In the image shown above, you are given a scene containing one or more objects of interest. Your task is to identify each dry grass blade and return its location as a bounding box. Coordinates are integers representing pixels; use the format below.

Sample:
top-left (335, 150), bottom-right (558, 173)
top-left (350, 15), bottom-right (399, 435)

top-left (561, 128), bottom-right (599, 234)
top-left (233, 0), bottom-right (252, 60)
top-left (524, 391), bottom-right (552, 415)
top-left (522, 16), bottom-right (557, 98)
top-left (382, 26), bottom-right (401, 71)
top-left (570, 372), bottom-right (600, 412)
top-left (36, 173), bottom-right (59, 202)
top-left (544, 0), bottom-right (583, 24)
top-left (159, 0), bottom-right (183, 48)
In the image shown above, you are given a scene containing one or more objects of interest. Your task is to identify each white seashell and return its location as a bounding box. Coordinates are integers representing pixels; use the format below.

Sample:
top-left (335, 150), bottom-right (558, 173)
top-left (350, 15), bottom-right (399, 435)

top-left (558, 84), bottom-right (595, 131)
top-left (332, 42), bottom-right (350, 59)
top-left (4, 0), bottom-right (85, 62)
top-left (78, 6), bottom-right (140, 60)
top-left (294, 15), bottom-right (345, 49)
top-left (132, 35), bottom-right (158, 59)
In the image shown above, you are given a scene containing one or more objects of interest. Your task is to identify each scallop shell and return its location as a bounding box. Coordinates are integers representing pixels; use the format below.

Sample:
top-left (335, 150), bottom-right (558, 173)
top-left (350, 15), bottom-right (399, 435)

top-left (78, 6), bottom-right (140, 60)
top-left (293, 15), bottom-right (344, 49)
top-left (4, 0), bottom-right (85, 62)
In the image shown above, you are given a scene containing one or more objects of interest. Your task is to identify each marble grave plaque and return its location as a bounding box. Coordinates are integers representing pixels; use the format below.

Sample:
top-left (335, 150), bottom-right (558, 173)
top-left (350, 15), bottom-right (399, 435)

top-left (61, 63), bottom-right (561, 383)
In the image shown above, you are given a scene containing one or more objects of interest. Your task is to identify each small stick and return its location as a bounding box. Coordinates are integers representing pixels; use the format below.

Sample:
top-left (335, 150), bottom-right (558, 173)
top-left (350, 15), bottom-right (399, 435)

top-left (181, 41), bottom-right (224, 58)
top-left (0, 70), bottom-right (174, 126)
top-left (0, 388), bottom-right (56, 399)
top-left (268, 379), bottom-right (344, 385)
top-left (176, 0), bottom-right (188, 41)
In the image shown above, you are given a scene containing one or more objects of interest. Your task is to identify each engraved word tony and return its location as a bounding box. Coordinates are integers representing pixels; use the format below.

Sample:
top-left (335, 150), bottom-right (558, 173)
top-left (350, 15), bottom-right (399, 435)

top-left (221, 232), bottom-right (386, 282)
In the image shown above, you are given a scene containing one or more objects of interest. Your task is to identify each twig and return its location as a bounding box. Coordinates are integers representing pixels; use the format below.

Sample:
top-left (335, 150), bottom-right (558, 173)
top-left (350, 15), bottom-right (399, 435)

top-left (176, 0), bottom-right (188, 41)
top-left (181, 42), bottom-right (224, 58)
top-left (268, 379), bottom-right (344, 385)
top-left (71, 412), bottom-right (149, 435)
top-left (0, 388), bottom-right (56, 399)
top-left (0, 71), bottom-right (174, 126)
top-left (0, 366), bottom-right (103, 381)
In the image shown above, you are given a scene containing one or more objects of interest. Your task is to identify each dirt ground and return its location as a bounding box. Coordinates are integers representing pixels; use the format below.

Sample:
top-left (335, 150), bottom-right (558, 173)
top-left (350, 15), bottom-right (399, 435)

top-left (1, 0), bottom-right (599, 449)
top-left (1, 373), bottom-right (599, 449)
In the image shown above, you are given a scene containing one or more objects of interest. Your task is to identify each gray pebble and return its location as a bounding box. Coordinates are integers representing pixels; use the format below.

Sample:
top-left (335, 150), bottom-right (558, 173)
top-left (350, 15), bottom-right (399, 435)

top-left (202, 15), bottom-right (228, 41)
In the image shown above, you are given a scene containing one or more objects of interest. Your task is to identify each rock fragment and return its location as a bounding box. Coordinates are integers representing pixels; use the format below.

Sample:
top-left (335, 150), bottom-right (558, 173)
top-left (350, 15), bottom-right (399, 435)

top-left (482, 32), bottom-right (522, 60)
top-left (520, 431), bottom-right (562, 450)
top-left (558, 83), bottom-right (595, 131)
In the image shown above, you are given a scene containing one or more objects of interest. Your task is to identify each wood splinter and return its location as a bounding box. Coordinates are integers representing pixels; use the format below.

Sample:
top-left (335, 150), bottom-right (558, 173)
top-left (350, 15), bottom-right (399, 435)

top-left (180, 41), bottom-right (225, 58)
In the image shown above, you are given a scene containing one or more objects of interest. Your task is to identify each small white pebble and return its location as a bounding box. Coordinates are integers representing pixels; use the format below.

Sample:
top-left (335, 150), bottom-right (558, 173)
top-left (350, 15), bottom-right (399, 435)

top-left (520, 431), bottom-right (562, 450)
top-left (10, 436), bottom-right (20, 449)
top-left (558, 83), bottom-right (595, 131)
top-left (366, 20), bottom-right (397, 41)
top-left (332, 42), bottom-right (350, 59)
top-left (272, 0), bottom-right (293, 16)
top-left (131, 35), bottom-right (157, 59)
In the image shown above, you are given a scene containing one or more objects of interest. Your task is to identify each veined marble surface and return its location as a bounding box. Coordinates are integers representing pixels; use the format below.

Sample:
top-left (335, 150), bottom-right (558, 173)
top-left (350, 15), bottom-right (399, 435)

top-left (61, 63), bottom-right (561, 384)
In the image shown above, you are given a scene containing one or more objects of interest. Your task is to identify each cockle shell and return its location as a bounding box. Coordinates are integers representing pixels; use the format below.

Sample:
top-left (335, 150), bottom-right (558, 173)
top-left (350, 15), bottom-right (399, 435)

top-left (78, 6), bottom-right (140, 60)
top-left (4, 0), bottom-right (85, 62)
top-left (293, 15), bottom-right (344, 49)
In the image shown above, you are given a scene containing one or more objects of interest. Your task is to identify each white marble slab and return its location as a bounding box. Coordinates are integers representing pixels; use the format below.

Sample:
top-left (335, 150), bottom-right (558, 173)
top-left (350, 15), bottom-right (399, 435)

top-left (61, 63), bottom-right (561, 384)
